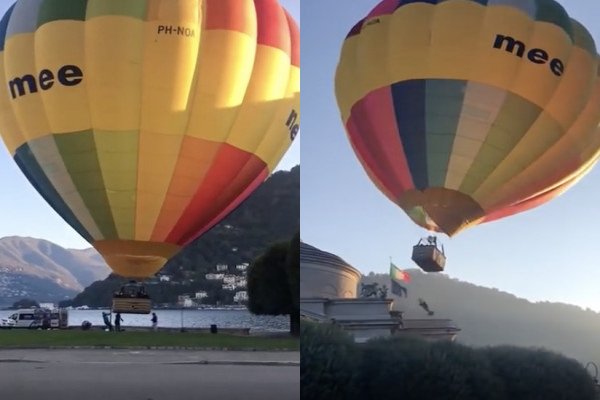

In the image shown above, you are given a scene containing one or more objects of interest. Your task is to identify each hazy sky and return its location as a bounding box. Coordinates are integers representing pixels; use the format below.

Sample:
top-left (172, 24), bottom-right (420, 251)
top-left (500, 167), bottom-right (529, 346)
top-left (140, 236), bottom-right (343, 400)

top-left (0, 0), bottom-right (300, 250)
top-left (301, 0), bottom-right (600, 311)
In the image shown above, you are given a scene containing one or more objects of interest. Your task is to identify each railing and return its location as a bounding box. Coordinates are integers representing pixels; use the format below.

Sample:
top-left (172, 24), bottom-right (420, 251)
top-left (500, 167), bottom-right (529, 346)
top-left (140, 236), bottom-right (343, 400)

top-left (300, 308), bottom-right (329, 323)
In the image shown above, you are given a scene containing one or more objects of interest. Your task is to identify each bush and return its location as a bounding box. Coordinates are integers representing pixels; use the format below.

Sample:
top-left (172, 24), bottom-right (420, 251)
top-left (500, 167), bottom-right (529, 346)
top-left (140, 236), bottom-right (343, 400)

top-left (484, 346), bottom-right (597, 400)
top-left (429, 340), bottom-right (507, 400)
top-left (300, 321), bottom-right (358, 400)
top-left (357, 335), bottom-right (506, 400)
top-left (300, 326), bottom-right (597, 400)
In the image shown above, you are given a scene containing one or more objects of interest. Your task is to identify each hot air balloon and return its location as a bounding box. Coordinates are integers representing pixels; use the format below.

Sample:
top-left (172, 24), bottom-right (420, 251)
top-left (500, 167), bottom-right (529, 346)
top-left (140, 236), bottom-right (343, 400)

top-left (335, 0), bottom-right (600, 272)
top-left (0, 0), bottom-right (300, 312)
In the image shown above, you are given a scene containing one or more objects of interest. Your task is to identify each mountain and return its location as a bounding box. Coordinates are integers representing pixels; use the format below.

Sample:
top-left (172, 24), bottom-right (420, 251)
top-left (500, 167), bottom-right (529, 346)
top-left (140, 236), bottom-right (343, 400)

top-left (363, 270), bottom-right (600, 364)
top-left (63, 165), bottom-right (300, 307)
top-left (0, 237), bottom-right (110, 305)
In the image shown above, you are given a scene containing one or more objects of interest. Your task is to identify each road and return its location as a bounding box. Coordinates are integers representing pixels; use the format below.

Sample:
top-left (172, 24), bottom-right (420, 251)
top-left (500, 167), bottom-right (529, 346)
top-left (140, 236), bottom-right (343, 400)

top-left (0, 349), bottom-right (299, 400)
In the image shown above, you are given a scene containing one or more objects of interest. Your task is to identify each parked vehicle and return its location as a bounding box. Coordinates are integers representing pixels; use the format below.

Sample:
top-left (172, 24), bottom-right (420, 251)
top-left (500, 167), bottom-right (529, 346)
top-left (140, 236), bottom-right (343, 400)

top-left (5, 308), bottom-right (68, 329)
top-left (0, 317), bottom-right (15, 328)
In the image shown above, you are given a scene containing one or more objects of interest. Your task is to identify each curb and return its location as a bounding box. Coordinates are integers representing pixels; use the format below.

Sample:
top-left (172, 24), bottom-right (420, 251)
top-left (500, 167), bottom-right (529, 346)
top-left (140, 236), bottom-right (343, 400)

top-left (0, 359), bottom-right (299, 366)
top-left (168, 361), bottom-right (299, 366)
top-left (0, 346), bottom-right (298, 351)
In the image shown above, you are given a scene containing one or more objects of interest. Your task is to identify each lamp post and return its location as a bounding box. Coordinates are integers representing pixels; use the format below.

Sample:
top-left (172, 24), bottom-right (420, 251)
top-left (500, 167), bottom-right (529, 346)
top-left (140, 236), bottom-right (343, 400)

top-left (180, 307), bottom-right (185, 332)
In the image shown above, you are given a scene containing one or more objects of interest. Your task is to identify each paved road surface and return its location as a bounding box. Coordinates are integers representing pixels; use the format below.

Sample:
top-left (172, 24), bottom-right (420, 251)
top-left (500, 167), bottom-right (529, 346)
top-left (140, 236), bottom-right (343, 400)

top-left (0, 349), bottom-right (299, 400)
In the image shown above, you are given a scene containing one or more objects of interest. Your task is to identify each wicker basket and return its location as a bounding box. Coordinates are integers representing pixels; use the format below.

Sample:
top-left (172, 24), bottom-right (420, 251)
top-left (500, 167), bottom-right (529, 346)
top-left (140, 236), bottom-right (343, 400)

top-left (412, 244), bottom-right (446, 272)
top-left (112, 297), bottom-right (152, 314)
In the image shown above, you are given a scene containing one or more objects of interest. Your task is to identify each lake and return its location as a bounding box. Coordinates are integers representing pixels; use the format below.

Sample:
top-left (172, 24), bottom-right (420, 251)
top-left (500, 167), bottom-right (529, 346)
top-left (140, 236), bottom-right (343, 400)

top-left (0, 308), bottom-right (290, 332)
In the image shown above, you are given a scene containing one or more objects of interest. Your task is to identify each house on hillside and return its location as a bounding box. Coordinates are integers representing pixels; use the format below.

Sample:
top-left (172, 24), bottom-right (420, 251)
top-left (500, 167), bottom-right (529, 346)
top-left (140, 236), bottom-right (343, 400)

top-left (216, 264), bottom-right (228, 272)
top-left (177, 295), bottom-right (194, 308)
top-left (236, 263), bottom-right (249, 271)
top-left (234, 291), bottom-right (248, 303)
top-left (195, 291), bottom-right (208, 299)
top-left (235, 277), bottom-right (247, 288)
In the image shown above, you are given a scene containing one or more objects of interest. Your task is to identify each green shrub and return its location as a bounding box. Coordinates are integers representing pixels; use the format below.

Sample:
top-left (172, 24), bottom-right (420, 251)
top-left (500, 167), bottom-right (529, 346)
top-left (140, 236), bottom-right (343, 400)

top-left (484, 346), bottom-right (597, 400)
top-left (300, 326), bottom-right (597, 400)
top-left (300, 321), bottom-right (358, 400)
top-left (357, 335), bottom-right (506, 400)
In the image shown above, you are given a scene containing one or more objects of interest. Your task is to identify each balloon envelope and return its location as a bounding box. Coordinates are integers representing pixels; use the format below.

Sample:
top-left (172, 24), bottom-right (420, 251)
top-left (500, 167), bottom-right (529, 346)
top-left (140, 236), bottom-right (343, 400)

top-left (0, 0), bottom-right (300, 277)
top-left (335, 0), bottom-right (600, 236)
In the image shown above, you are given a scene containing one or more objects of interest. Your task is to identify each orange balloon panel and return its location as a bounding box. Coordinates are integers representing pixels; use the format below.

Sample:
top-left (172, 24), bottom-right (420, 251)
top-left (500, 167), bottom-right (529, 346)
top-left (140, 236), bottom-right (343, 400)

top-left (0, 0), bottom-right (300, 277)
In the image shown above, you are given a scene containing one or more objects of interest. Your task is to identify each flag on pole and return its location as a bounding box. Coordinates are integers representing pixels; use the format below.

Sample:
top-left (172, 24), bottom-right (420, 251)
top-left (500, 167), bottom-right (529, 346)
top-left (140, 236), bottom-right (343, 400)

top-left (391, 280), bottom-right (408, 298)
top-left (390, 262), bottom-right (411, 283)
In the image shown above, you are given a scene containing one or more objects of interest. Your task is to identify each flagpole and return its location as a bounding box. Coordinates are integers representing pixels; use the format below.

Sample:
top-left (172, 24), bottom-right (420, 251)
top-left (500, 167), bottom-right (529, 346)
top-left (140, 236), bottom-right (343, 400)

top-left (389, 256), bottom-right (395, 311)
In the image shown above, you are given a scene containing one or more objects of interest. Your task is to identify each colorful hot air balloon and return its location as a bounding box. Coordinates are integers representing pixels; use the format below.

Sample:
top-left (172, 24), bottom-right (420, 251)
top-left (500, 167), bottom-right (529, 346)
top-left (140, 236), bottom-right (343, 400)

top-left (0, 0), bottom-right (300, 278)
top-left (335, 0), bottom-right (600, 237)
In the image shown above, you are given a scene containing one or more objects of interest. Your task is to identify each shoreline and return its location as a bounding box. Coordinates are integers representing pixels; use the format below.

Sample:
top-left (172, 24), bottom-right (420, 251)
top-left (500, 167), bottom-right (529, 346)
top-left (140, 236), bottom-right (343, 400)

top-left (0, 306), bottom-right (250, 311)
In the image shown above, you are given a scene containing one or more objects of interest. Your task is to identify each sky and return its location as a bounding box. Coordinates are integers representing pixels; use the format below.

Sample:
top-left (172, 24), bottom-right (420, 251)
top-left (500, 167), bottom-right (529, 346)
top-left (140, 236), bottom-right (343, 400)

top-left (301, 0), bottom-right (600, 312)
top-left (0, 0), bottom-right (300, 250)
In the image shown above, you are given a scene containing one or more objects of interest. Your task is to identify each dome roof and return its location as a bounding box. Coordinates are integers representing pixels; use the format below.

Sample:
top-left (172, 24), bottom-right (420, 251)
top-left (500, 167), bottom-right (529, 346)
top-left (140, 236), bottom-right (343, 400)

top-left (300, 241), bottom-right (360, 275)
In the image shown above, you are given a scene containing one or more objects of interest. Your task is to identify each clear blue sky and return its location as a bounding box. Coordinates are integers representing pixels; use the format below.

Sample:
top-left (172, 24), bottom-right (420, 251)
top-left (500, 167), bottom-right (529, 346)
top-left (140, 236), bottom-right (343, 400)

top-left (0, 0), bottom-right (300, 250)
top-left (301, 0), bottom-right (600, 312)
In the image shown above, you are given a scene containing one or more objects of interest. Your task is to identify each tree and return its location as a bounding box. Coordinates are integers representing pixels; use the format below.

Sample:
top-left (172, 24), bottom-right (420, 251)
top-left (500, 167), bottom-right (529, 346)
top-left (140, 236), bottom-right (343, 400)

top-left (248, 235), bottom-right (299, 335)
top-left (12, 298), bottom-right (40, 309)
top-left (286, 231), bottom-right (300, 335)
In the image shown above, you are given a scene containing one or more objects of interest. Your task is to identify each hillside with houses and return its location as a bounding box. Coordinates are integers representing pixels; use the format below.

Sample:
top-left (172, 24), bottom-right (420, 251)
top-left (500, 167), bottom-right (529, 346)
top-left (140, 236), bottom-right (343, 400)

top-left (175, 262), bottom-right (249, 307)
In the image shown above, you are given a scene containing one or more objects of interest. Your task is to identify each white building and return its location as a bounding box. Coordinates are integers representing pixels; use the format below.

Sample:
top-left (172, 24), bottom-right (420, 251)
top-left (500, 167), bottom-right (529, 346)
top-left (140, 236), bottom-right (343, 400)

top-left (222, 283), bottom-right (236, 291)
top-left (234, 291), bottom-right (248, 303)
top-left (300, 242), bottom-right (460, 343)
top-left (223, 275), bottom-right (236, 285)
top-left (159, 275), bottom-right (172, 282)
top-left (178, 295), bottom-right (195, 308)
top-left (235, 277), bottom-right (247, 288)
top-left (216, 264), bottom-right (228, 272)
top-left (236, 263), bottom-right (249, 271)
top-left (206, 273), bottom-right (225, 280)
top-left (195, 291), bottom-right (208, 299)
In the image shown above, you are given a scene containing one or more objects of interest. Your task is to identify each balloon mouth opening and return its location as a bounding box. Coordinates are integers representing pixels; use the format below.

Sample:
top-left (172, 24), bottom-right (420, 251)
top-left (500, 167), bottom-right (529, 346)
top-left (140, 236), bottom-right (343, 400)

top-left (398, 188), bottom-right (485, 236)
top-left (113, 255), bottom-right (166, 266)
top-left (103, 255), bottom-right (169, 279)
top-left (93, 240), bottom-right (181, 279)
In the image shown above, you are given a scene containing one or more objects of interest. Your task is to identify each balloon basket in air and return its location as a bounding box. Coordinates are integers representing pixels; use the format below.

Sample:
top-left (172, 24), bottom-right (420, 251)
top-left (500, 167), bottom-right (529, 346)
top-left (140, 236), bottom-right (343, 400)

top-left (412, 244), bottom-right (446, 273)
top-left (112, 281), bottom-right (152, 314)
top-left (112, 298), bottom-right (151, 314)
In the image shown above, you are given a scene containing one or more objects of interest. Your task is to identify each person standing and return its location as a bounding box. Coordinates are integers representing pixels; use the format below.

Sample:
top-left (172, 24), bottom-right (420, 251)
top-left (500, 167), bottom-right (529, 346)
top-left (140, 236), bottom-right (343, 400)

top-left (151, 312), bottom-right (158, 332)
top-left (102, 311), bottom-right (113, 331)
top-left (114, 312), bottom-right (123, 332)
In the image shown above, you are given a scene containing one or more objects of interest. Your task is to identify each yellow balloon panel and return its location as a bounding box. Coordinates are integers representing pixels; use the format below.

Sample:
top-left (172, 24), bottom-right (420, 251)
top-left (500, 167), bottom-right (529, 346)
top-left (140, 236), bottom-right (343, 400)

top-left (0, 0), bottom-right (300, 278)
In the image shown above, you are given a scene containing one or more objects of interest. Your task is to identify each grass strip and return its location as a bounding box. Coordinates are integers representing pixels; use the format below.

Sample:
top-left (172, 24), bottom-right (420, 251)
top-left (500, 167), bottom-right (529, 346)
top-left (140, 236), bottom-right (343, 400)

top-left (0, 330), bottom-right (299, 350)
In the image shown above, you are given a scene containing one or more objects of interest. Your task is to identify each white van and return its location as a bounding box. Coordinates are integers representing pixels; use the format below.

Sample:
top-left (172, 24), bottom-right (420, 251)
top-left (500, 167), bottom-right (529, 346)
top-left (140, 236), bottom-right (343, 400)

top-left (6, 308), bottom-right (68, 329)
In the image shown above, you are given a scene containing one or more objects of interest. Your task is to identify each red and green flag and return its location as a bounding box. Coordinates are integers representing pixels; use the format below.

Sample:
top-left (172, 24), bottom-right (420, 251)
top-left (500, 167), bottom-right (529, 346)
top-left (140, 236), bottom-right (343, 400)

top-left (390, 262), bottom-right (411, 283)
